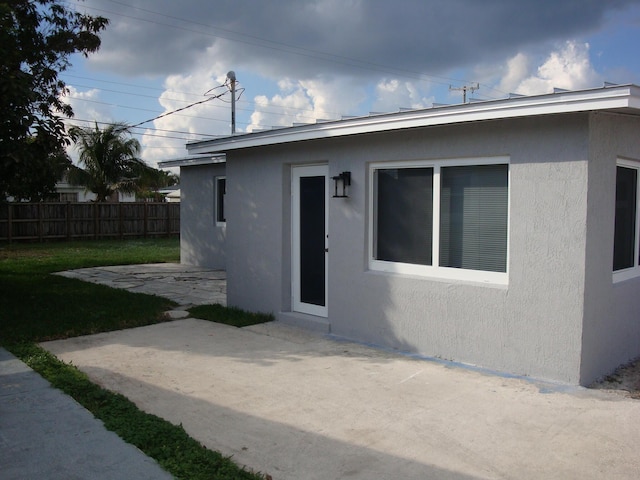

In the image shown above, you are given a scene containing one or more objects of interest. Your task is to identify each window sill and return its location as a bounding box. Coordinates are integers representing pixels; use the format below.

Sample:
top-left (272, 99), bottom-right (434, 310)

top-left (369, 260), bottom-right (508, 286)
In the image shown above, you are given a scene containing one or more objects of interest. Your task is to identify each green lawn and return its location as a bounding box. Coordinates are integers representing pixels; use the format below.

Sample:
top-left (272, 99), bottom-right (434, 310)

top-left (0, 239), bottom-right (266, 480)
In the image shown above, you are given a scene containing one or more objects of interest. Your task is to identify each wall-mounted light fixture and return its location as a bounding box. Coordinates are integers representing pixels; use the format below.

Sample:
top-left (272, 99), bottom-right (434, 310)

top-left (332, 171), bottom-right (351, 198)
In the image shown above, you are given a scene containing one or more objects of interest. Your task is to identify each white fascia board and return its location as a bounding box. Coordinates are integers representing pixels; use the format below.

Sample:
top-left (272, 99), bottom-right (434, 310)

top-left (186, 85), bottom-right (640, 155)
top-left (158, 154), bottom-right (226, 168)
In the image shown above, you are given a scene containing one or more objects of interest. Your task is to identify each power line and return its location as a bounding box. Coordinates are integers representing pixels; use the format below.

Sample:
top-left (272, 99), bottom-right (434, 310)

top-left (64, 118), bottom-right (217, 140)
top-left (63, 75), bottom-right (344, 121)
top-left (127, 85), bottom-right (229, 130)
top-left (64, 95), bottom-right (235, 125)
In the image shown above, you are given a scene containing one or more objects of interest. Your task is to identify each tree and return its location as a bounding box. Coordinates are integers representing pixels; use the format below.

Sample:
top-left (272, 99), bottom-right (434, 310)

top-left (0, 0), bottom-right (108, 200)
top-left (68, 122), bottom-right (149, 202)
top-left (10, 139), bottom-right (72, 201)
top-left (137, 168), bottom-right (179, 201)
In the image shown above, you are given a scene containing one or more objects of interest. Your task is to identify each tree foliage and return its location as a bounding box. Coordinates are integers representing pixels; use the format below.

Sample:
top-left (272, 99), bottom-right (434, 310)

top-left (68, 122), bottom-right (150, 202)
top-left (0, 0), bottom-right (108, 200)
top-left (137, 167), bottom-right (179, 201)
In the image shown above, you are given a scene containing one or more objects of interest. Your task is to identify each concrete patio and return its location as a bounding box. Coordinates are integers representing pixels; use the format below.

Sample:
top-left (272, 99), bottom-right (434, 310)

top-left (41, 318), bottom-right (640, 479)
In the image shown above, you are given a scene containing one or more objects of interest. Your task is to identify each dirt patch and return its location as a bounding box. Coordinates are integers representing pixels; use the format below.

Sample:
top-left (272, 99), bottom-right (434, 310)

top-left (590, 357), bottom-right (640, 399)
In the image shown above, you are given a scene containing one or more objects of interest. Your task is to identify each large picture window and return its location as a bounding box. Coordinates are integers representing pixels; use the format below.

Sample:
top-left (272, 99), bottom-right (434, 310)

top-left (370, 157), bottom-right (509, 284)
top-left (613, 160), bottom-right (640, 281)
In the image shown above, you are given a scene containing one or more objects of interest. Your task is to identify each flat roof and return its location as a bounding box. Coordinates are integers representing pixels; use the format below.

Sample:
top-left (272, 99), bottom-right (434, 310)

top-left (182, 83), bottom-right (640, 160)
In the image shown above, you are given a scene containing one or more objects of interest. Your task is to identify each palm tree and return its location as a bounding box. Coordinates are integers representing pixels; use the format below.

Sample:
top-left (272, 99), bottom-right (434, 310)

top-left (67, 122), bottom-right (148, 202)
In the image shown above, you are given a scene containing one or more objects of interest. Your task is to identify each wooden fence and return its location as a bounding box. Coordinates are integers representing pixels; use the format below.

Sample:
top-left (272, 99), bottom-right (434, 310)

top-left (0, 202), bottom-right (180, 242)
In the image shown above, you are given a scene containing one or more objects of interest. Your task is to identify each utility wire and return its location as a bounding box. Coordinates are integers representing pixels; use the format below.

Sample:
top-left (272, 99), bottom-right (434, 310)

top-left (64, 118), bottom-right (218, 140)
top-left (63, 74), bottom-right (341, 120)
top-left (126, 85), bottom-right (229, 130)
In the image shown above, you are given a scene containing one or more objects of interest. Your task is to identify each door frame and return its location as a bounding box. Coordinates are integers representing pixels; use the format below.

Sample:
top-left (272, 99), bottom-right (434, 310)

top-left (292, 164), bottom-right (328, 317)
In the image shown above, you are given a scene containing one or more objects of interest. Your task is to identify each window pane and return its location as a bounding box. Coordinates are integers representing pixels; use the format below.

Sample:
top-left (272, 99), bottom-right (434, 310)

top-left (439, 164), bottom-right (508, 272)
top-left (216, 178), bottom-right (226, 223)
top-left (613, 166), bottom-right (637, 271)
top-left (375, 168), bottom-right (433, 265)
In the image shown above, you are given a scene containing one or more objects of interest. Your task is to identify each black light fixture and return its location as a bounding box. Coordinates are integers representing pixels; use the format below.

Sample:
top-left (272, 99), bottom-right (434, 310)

top-left (332, 171), bottom-right (351, 198)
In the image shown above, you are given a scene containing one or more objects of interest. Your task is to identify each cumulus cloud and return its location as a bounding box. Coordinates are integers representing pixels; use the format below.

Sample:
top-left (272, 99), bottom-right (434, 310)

top-left (373, 79), bottom-right (434, 112)
top-left (498, 41), bottom-right (602, 95)
top-left (140, 67), bottom-right (234, 166)
top-left (62, 86), bottom-right (114, 124)
top-left (246, 76), bottom-right (367, 131)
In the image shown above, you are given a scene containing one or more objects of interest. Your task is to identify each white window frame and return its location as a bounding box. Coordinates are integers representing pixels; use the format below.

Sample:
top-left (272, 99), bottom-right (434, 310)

top-left (368, 156), bottom-right (510, 285)
top-left (613, 159), bottom-right (640, 283)
top-left (215, 176), bottom-right (226, 227)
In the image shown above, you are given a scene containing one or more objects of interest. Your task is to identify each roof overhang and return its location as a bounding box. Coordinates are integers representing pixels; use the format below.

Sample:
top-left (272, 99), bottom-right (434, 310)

top-left (186, 84), bottom-right (640, 156)
top-left (158, 154), bottom-right (226, 168)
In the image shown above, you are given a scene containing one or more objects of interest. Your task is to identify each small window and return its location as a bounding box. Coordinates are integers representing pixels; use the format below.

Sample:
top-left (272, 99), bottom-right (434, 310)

top-left (613, 161), bottom-right (640, 281)
top-left (216, 176), bottom-right (226, 225)
top-left (370, 157), bottom-right (509, 284)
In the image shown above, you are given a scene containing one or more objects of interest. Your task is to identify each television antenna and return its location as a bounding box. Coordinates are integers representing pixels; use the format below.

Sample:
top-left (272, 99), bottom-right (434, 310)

top-left (449, 83), bottom-right (479, 103)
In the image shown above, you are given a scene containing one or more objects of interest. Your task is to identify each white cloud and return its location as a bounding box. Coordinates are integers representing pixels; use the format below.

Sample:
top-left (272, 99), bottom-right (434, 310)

top-left (373, 79), bottom-right (434, 112)
top-left (499, 41), bottom-right (602, 95)
top-left (62, 85), bottom-right (114, 125)
top-left (246, 77), bottom-right (366, 131)
top-left (140, 64), bottom-right (234, 166)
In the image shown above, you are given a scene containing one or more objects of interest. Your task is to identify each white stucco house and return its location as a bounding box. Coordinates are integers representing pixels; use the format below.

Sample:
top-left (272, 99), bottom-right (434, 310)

top-left (161, 84), bottom-right (640, 386)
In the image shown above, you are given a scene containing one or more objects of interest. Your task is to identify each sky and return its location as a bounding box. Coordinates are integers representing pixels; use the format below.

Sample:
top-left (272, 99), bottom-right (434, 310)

top-left (59, 0), bottom-right (640, 168)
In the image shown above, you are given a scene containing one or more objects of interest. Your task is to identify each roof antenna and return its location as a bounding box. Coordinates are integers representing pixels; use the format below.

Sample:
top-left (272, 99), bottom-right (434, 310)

top-left (449, 83), bottom-right (479, 103)
top-left (227, 71), bottom-right (236, 134)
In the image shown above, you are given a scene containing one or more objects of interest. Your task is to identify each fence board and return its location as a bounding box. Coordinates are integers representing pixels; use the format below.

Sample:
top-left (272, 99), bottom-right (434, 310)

top-left (0, 202), bottom-right (180, 242)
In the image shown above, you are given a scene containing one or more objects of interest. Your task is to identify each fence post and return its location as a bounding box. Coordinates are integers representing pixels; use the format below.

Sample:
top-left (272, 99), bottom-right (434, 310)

top-left (66, 202), bottom-right (71, 240)
top-left (38, 203), bottom-right (43, 242)
top-left (143, 202), bottom-right (148, 238)
top-left (7, 203), bottom-right (12, 244)
top-left (166, 202), bottom-right (171, 236)
top-left (119, 203), bottom-right (123, 239)
top-left (93, 203), bottom-right (98, 239)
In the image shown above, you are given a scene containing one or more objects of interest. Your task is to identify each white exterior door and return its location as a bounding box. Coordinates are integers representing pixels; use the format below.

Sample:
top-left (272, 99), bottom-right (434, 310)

top-left (292, 165), bottom-right (328, 317)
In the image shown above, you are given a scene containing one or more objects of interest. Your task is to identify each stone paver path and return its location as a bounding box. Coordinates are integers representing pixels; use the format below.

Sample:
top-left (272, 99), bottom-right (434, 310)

top-left (55, 263), bottom-right (225, 306)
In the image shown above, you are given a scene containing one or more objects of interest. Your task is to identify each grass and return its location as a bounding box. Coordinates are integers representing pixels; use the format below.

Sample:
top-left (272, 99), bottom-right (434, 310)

top-left (0, 238), bottom-right (178, 344)
top-left (0, 239), bottom-right (266, 480)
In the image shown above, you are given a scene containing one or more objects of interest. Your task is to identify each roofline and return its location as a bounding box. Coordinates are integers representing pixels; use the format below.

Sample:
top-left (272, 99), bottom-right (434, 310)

top-left (186, 84), bottom-right (640, 156)
top-left (158, 154), bottom-right (226, 168)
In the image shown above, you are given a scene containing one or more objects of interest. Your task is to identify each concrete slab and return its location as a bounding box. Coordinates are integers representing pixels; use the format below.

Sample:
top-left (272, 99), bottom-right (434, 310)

top-left (0, 348), bottom-right (172, 480)
top-left (42, 319), bottom-right (640, 480)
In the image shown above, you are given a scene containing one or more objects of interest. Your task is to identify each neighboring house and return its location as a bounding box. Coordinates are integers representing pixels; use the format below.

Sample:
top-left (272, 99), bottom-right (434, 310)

top-left (162, 84), bottom-right (640, 386)
top-left (161, 187), bottom-right (181, 203)
top-left (54, 177), bottom-right (136, 202)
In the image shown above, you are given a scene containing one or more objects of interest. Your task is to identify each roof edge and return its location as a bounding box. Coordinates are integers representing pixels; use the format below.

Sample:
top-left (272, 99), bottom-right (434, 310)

top-left (158, 154), bottom-right (226, 168)
top-left (186, 84), bottom-right (640, 155)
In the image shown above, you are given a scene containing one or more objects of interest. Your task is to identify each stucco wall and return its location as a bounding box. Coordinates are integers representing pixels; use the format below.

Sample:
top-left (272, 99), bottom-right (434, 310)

top-left (179, 163), bottom-right (226, 269)
top-left (581, 112), bottom-right (640, 385)
top-left (225, 114), bottom-right (592, 383)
